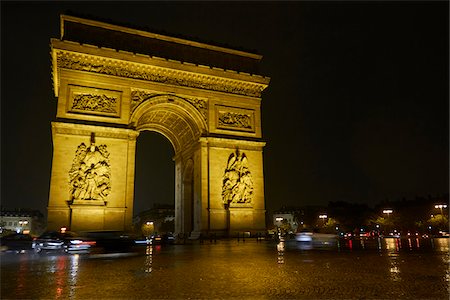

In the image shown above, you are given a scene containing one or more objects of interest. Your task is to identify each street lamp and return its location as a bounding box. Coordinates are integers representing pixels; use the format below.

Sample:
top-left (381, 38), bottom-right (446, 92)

top-left (319, 214), bottom-right (327, 227)
top-left (382, 209), bottom-right (393, 217)
top-left (142, 221), bottom-right (154, 238)
top-left (434, 204), bottom-right (447, 215)
top-left (18, 220), bottom-right (29, 233)
top-left (382, 210), bottom-right (393, 235)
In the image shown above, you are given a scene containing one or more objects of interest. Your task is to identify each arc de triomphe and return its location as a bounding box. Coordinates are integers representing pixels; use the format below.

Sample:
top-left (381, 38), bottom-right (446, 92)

top-left (47, 15), bottom-right (270, 236)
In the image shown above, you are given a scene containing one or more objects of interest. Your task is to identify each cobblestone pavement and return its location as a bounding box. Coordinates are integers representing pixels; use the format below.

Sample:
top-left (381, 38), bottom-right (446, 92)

top-left (1, 238), bottom-right (449, 299)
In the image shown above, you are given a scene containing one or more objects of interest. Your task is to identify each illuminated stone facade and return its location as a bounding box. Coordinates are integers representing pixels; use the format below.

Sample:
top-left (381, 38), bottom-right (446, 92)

top-left (47, 15), bottom-right (270, 235)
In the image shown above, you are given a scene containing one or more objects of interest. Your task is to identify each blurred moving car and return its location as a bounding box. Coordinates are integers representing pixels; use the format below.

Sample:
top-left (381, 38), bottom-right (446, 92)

top-left (80, 231), bottom-right (137, 253)
top-left (0, 233), bottom-right (34, 253)
top-left (295, 232), bottom-right (313, 242)
top-left (134, 233), bottom-right (175, 246)
top-left (32, 231), bottom-right (66, 252)
top-left (32, 231), bottom-right (95, 254)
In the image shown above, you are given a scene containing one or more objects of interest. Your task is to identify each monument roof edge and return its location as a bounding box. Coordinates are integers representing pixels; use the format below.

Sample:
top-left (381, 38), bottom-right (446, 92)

top-left (51, 40), bottom-right (271, 86)
top-left (60, 14), bottom-right (263, 61)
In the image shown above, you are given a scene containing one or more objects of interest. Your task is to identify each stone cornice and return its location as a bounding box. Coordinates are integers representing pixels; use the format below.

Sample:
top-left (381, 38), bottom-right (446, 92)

top-left (200, 137), bottom-right (266, 150)
top-left (61, 15), bottom-right (263, 60)
top-left (51, 40), bottom-right (270, 98)
top-left (51, 122), bottom-right (139, 140)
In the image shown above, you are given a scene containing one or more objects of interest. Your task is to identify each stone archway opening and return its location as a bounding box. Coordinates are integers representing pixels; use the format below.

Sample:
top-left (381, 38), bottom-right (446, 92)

top-left (134, 131), bottom-right (175, 230)
top-left (130, 94), bottom-right (207, 236)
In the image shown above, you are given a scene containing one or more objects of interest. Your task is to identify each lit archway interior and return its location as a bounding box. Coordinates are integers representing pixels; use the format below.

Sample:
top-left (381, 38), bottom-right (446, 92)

top-left (131, 95), bottom-right (206, 234)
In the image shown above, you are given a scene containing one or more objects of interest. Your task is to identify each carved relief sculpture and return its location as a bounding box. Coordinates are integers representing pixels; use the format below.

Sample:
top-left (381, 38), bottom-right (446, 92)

top-left (185, 97), bottom-right (208, 120)
top-left (69, 136), bottom-right (111, 202)
top-left (57, 52), bottom-right (265, 97)
top-left (71, 93), bottom-right (118, 114)
top-left (130, 90), bottom-right (159, 112)
top-left (222, 149), bottom-right (254, 206)
top-left (130, 90), bottom-right (208, 120)
top-left (218, 112), bottom-right (252, 129)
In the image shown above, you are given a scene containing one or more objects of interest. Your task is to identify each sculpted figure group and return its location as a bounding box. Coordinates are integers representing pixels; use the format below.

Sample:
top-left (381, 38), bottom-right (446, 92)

top-left (222, 149), bottom-right (254, 206)
top-left (69, 141), bottom-right (111, 202)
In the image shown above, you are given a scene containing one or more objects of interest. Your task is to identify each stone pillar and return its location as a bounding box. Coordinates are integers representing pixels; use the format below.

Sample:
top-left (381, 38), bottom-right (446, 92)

top-left (174, 156), bottom-right (183, 235)
top-left (47, 122), bottom-right (138, 231)
top-left (204, 137), bottom-right (266, 236)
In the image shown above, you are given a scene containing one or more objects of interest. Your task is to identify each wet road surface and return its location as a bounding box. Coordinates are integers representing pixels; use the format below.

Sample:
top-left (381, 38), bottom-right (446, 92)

top-left (1, 238), bottom-right (449, 299)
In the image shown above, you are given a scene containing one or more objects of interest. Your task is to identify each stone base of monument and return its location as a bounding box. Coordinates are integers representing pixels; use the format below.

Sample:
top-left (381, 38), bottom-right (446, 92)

top-left (228, 207), bottom-right (266, 237)
top-left (69, 205), bottom-right (106, 231)
top-left (68, 201), bottom-right (126, 232)
top-left (71, 199), bottom-right (106, 206)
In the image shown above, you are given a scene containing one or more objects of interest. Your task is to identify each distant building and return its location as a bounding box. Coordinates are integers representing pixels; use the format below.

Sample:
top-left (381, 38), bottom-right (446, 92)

top-left (0, 210), bottom-right (45, 235)
top-left (273, 212), bottom-right (298, 233)
top-left (133, 204), bottom-right (175, 234)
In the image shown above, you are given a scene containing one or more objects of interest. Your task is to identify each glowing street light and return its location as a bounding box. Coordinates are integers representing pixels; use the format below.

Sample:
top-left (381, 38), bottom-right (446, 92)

top-left (318, 214), bottom-right (327, 227)
top-left (383, 209), bottom-right (393, 217)
top-left (435, 204), bottom-right (447, 215)
top-left (17, 220), bottom-right (29, 233)
top-left (381, 210), bottom-right (393, 235)
top-left (142, 221), bottom-right (154, 237)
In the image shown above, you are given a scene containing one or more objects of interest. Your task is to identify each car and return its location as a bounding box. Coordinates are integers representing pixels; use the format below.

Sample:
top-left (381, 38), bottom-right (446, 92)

top-left (439, 231), bottom-right (449, 238)
top-left (80, 231), bottom-right (137, 253)
top-left (0, 233), bottom-right (34, 253)
top-left (151, 234), bottom-right (163, 244)
top-left (32, 231), bottom-right (95, 253)
top-left (64, 235), bottom-right (96, 253)
top-left (32, 231), bottom-right (66, 252)
top-left (161, 233), bottom-right (175, 244)
top-left (295, 232), bottom-right (313, 242)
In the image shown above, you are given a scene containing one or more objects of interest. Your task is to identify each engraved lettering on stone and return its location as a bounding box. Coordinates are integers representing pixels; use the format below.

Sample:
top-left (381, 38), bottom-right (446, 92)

top-left (57, 52), bottom-right (264, 97)
top-left (222, 149), bottom-right (253, 205)
top-left (69, 139), bottom-right (111, 202)
top-left (72, 94), bottom-right (118, 113)
top-left (218, 112), bottom-right (252, 129)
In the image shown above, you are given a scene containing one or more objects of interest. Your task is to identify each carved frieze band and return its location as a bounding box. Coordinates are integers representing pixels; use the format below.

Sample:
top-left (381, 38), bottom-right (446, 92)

top-left (216, 105), bottom-right (255, 132)
top-left (219, 112), bottom-right (252, 129)
top-left (56, 51), bottom-right (265, 97)
top-left (72, 94), bottom-right (118, 113)
top-left (68, 85), bottom-right (122, 118)
top-left (131, 90), bottom-right (208, 121)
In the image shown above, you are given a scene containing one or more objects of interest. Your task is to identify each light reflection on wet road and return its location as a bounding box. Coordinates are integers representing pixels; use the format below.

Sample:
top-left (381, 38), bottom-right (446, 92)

top-left (1, 238), bottom-right (449, 299)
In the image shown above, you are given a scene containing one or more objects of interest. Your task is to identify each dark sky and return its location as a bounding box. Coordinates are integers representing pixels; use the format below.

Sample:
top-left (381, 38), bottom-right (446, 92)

top-left (1, 1), bottom-right (448, 216)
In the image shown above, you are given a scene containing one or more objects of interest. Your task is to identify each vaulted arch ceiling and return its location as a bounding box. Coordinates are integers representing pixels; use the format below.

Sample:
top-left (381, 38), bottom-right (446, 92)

top-left (129, 94), bottom-right (207, 154)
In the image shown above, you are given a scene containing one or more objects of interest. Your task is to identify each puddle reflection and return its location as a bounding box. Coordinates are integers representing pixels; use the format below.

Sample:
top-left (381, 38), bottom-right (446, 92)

top-left (385, 239), bottom-right (402, 282)
top-left (68, 254), bottom-right (79, 298)
top-left (144, 245), bottom-right (153, 273)
top-left (277, 238), bottom-right (285, 264)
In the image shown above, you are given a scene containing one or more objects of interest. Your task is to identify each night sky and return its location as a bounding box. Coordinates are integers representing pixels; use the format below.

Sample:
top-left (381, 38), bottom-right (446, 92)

top-left (1, 1), bottom-right (448, 217)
